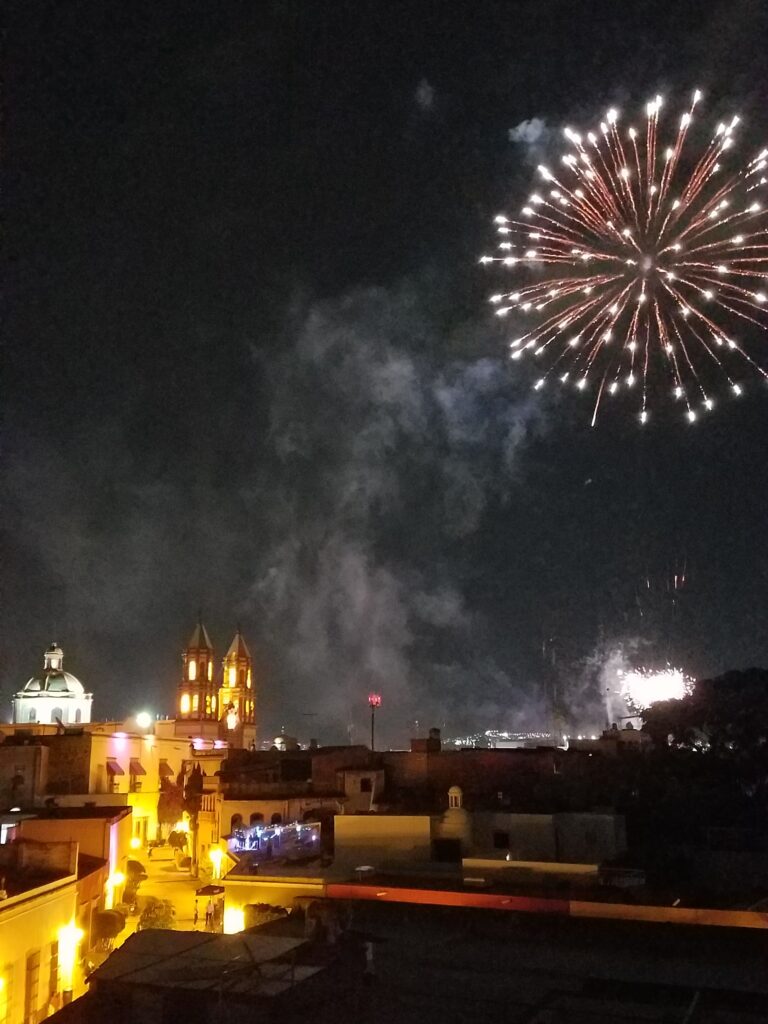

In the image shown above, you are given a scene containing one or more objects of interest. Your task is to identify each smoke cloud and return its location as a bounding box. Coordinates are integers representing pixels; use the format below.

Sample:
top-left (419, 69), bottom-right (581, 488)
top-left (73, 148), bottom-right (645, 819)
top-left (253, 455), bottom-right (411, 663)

top-left (248, 286), bottom-right (545, 744)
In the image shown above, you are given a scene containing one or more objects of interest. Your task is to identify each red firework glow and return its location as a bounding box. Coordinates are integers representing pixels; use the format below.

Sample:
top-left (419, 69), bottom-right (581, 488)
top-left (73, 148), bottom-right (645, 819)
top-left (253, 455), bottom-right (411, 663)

top-left (482, 91), bottom-right (768, 424)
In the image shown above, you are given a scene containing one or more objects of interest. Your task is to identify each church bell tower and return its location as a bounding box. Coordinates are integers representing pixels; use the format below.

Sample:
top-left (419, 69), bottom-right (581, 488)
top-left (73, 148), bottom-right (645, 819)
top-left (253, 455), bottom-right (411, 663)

top-left (177, 620), bottom-right (218, 728)
top-left (218, 629), bottom-right (256, 747)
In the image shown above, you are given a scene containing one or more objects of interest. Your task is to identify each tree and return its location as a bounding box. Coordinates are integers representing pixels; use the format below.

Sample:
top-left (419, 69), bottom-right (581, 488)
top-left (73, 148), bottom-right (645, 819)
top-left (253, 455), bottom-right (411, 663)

top-left (157, 777), bottom-right (184, 840)
top-left (183, 764), bottom-right (204, 877)
top-left (138, 897), bottom-right (175, 931)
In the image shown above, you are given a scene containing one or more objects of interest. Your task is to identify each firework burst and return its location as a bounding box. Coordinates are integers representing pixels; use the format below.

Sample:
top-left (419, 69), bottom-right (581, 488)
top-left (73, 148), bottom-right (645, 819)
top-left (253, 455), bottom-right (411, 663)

top-left (619, 666), bottom-right (694, 712)
top-left (482, 91), bottom-right (768, 424)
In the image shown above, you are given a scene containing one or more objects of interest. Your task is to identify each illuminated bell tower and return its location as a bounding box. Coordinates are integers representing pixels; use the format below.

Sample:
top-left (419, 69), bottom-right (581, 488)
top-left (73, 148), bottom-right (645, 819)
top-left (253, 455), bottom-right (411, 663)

top-left (177, 620), bottom-right (218, 730)
top-left (218, 629), bottom-right (256, 748)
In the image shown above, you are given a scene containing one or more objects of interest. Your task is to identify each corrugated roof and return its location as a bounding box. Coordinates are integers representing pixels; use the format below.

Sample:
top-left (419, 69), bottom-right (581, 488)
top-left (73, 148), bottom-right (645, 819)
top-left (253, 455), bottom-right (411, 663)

top-left (93, 930), bottom-right (310, 995)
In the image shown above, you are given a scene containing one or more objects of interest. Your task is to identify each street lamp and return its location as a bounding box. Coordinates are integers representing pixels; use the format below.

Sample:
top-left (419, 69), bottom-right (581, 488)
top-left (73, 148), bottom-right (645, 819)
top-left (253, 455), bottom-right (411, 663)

top-left (368, 693), bottom-right (382, 751)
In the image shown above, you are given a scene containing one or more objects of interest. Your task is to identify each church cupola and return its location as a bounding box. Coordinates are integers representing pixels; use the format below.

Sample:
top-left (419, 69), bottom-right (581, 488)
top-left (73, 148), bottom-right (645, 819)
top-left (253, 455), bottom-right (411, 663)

top-left (179, 620), bottom-right (217, 721)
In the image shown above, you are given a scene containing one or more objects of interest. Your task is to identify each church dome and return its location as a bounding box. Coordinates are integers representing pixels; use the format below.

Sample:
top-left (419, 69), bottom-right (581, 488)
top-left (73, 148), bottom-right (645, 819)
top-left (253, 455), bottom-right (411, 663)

top-left (19, 643), bottom-right (86, 697)
top-left (22, 671), bottom-right (85, 696)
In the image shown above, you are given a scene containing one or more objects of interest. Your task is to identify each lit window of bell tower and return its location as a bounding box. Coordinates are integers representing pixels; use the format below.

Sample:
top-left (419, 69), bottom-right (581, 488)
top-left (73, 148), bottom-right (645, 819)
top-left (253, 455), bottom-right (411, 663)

top-left (219, 629), bottom-right (256, 738)
top-left (179, 619), bottom-right (215, 721)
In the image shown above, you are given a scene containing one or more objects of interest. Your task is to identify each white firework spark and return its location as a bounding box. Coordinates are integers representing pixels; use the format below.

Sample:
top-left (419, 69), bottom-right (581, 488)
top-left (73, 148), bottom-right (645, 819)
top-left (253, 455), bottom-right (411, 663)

top-left (619, 666), bottom-right (694, 712)
top-left (482, 90), bottom-right (768, 424)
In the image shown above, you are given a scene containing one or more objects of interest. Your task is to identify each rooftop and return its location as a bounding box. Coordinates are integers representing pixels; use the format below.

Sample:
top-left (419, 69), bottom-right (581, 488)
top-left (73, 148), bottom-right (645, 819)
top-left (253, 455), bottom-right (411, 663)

top-left (92, 929), bottom-right (315, 995)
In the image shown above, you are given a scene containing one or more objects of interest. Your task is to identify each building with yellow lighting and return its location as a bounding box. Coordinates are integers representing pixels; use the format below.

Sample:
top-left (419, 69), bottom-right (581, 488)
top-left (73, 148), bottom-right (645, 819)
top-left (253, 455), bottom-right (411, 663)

top-left (0, 839), bottom-right (82, 1023)
top-left (173, 622), bottom-right (257, 750)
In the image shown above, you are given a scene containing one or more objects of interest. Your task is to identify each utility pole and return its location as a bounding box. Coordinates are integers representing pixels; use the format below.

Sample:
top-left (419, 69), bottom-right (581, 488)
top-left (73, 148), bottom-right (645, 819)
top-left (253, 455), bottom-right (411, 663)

top-left (368, 693), bottom-right (382, 751)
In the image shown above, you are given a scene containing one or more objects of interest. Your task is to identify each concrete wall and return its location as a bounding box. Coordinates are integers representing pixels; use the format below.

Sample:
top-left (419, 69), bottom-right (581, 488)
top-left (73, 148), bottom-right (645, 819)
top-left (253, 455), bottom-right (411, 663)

top-left (222, 875), bottom-right (325, 913)
top-left (471, 812), bottom-right (626, 863)
top-left (473, 813), bottom-right (557, 860)
top-left (0, 838), bottom-right (78, 877)
top-left (555, 813), bottom-right (626, 863)
top-left (334, 815), bottom-right (432, 867)
top-left (21, 817), bottom-right (110, 861)
top-left (0, 746), bottom-right (48, 808)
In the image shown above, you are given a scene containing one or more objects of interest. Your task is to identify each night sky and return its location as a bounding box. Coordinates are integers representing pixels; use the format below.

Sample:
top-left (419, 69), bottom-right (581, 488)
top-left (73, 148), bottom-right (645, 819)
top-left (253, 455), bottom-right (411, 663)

top-left (4, 0), bottom-right (768, 745)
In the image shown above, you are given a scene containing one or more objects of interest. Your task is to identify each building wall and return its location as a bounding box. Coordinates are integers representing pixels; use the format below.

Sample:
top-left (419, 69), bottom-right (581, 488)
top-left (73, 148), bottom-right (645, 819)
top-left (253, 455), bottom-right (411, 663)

top-left (12, 694), bottom-right (92, 727)
top-left (19, 812), bottom-right (132, 871)
top-left (0, 878), bottom-right (79, 1024)
top-left (45, 735), bottom-right (93, 796)
top-left (311, 748), bottom-right (371, 790)
top-left (222, 796), bottom-right (341, 834)
top-left (222, 875), bottom-right (326, 913)
top-left (0, 746), bottom-right (48, 808)
top-left (469, 811), bottom-right (625, 863)
top-left (88, 734), bottom-right (188, 842)
top-left (381, 748), bottom-right (559, 797)
top-left (555, 813), bottom-right (626, 863)
top-left (473, 813), bottom-right (557, 860)
top-left (333, 815), bottom-right (433, 867)
top-left (337, 770), bottom-right (385, 813)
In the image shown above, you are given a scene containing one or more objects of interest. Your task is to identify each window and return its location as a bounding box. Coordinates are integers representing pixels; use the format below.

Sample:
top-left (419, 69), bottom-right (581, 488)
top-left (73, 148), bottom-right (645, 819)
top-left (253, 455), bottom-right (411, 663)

top-left (207, 661), bottom-right (212, 682)
top-left (246, 669), bottom-right (252, 688)
top-left (205, 695), bottom-right (211, 715)
top-left (48, 941), bottom-right (59, 1000)
top-left (74, 709), bottom-right (82, 723)
top-left (239, 669), bottom-right (245, 686)
top-left (249, 812), bottom-right (264, 826)
top-left (230, 814), bottom-right (243, 831)
top-left (51, 707), bottom-right (63, 724)
top-left (192, 693), bottom-right (199, 713)
top-left (271, 813), bottom-right (282, 825)
top-left (211, 695), bottom-right (217, 712)
top-left (493, 830), bottom-right (510, 850)
top-left (188, 660), bottom-right (197, 681)
top-left (28, 708), bottom-right (36, 723)
top-left (360, 777), bottom-right (372, 793)
top-left (24, 950), bottom-right (40, 1024)
top-left (228, 666), bottom-right (236, 687)
top-left (180, 693), bottom-right (190, 715)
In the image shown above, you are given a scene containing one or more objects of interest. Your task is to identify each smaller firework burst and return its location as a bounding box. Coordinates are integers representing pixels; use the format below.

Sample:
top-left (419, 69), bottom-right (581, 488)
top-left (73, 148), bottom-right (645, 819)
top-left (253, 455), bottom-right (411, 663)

top-left (618, 666), bottom-right (694, 712)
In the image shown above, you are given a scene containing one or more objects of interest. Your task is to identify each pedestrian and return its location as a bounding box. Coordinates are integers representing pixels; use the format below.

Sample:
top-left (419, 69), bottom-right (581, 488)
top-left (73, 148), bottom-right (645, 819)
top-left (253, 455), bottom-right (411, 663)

top-left (205, 898), bottom-right (214, 931)
top-left (193, 899), bottom-right (199, 928)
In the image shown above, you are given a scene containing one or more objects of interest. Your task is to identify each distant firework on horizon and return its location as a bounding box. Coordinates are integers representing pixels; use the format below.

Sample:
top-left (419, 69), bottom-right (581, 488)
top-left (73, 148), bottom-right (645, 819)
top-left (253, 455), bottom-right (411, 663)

top-left (482, 90), bottom-right (768, 424)
top-left (619, 666), bottom-right (694, 712)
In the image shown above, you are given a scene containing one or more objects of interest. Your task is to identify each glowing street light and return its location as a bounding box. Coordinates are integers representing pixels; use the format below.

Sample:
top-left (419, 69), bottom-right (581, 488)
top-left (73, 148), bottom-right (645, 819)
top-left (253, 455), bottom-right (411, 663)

top-left (135, 711), bottom-right (153, 730)
top-left (209, 847), bottom-right (223, 880)
top-left (223, 904), bottom-right (245, 934)
top-left (58, 920), bottom-right (84, 1000)
top-left (368, 693), bottom-right (382, 751)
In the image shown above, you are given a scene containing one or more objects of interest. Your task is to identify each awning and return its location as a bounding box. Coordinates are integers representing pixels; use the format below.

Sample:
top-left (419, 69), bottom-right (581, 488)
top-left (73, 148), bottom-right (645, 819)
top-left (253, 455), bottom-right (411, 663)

top-left (129, 759), bottom-right (146, 776)
top-left (158, 760), bottom-right (174, 777)
top-left (105, 759), bottom-right (125, 776)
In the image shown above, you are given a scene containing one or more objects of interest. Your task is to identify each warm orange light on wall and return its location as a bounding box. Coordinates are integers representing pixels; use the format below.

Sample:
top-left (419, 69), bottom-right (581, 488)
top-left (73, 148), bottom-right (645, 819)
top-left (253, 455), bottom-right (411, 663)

top-left (58, 920), bottom-right (84, 991)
